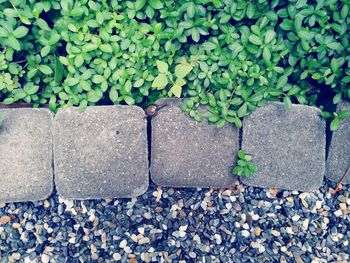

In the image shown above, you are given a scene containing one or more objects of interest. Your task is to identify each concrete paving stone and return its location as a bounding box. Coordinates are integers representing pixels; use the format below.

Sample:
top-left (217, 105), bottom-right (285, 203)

top-left (0, 108), bottom-right (53, 203)
top-left (150, 98), bottom-right (239, 188)
top-left (326, 101), bottom-right (350, 184)
top-left (54, 106), bottom-right (148, 199)
top-left (241, 102), bottom-right (326, 191)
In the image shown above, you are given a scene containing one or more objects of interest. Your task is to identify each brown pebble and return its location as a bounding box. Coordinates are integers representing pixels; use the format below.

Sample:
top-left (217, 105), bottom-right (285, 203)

top-left (129, 257), bottom-right (137, 263)
top-left (0, 215), bottom-right (11, 225)
top-left (155, 207), bottom-right (163, 213)
top-left (236, 204), bottom-right (242, 211)
top-left (207, 201), bottom-right (213, 207)
top-left (255, 227), bottom-right (261, 236)
top-left (179, 210), bottom-right (187, 218)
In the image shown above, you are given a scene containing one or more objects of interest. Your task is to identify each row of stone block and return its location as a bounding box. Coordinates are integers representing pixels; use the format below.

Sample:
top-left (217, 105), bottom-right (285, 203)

top-left (0, 100), bottom-right (349, 202)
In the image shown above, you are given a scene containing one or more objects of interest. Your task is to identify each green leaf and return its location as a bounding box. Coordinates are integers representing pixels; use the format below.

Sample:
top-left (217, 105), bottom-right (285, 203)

top-left (187, 2), bottom-right (196, 18)
top-left (263, 47), bottom-right (271, 64)
top-left (24, 85), bottom-right (39, 95)
top-left (202, 41), bottom-right (217, 51)
top-left (174, 64), bottom-right (193, 79)
top-left (277, 75), bottom-right (288, 89)
top-left (124, 96), bottom-right (135, 105)
top-left (41, 45), bottom-right (51, 57)
top-left (92, 75), bottom-right (105, 84)
top-left (330, 117), bottom-right (340, 131)
top-left (237, 103), bottom-right (248, 117)
top-left (36, 18), bottom-right (51, 30)
top-left (156, 60), bottom-right (168, 73)
top-left (99, 44), bottom-right (113, 53)
top-left (264, 30), bottom-right (276, 44)
top-left (170, 84), bottom-right (182, 98)
top-left (333, 93), bottom-right (342, 104)
top-left (248, 34), bottom-right (262, 46)
top-left (175, 78), bottom-right (186, 86)
top-left (54, 56), bottom-right (64, 84)
top-left (109, 88), bottom-right (119, 103)
top-left (13, 26), bottom-right (28, 38)
top-left (280, 20), bottom-right (293, 31)
top-left (191, 28), bottom-right (200, 42)
top-left (135, 0), bottom-right (146, 11)
top-left (79, 100), bottom-right (88, 111)
top-left (74, 54), bottom-right (84, 67)
top-left (79, 80), bottom-right (91, 91)
top-left (87, 90), bottom-right (101, 102)
top-left (151, 74), bottom-right (168, 89)
top-left (327, 42), bottom-right (343, 52)
top-left (3, 98), bottom-right (14, 104)
top-left (237, 150), bottom-right (245, 159)
top-left (149, 0), bottom-right (163, 9)
top-left (7, 36), bottom-right (21, 50)
top-left (284, 96), bottom-right (292, 109)
top-left (0, 26), bottom-right (8, 37)
top-left (39, 65), bottom-right (53, 75)
top-left (217, 119), bottom-right (226, 128)
top-left (65, 78), bottom-right (79, 86)
top-left (134, 79), bottom-right (144, 88)
top-left (246, 3), bottom-right (255, 19)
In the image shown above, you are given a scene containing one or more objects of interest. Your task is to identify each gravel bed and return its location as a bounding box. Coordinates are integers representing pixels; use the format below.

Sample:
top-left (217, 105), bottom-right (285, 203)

top-left (0, 180), bottom-right (349, 262)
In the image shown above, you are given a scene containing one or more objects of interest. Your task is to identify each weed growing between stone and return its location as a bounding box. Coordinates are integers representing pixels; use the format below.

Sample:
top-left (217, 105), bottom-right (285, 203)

top-left (232, 150), bottom-right (257, 177)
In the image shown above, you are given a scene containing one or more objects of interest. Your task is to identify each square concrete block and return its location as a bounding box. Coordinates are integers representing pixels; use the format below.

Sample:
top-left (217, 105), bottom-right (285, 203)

top-left (54, 106), bottom-right (148, 199)
top-left (241, 102), bottom-right (326, 191)
top-left (0, 108), bottom-right (53, 203)
top-left (150, 99), bottom-right (239, 188)
top-left (326, 101), bottom-right (350, 184)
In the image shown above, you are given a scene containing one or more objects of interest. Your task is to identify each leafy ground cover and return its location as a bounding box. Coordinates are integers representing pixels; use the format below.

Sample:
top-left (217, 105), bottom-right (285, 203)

top-left (0, 0), bottom-right (349, 129)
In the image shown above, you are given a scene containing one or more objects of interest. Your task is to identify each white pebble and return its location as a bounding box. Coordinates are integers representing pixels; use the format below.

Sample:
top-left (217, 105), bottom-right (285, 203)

top-left (292, 214), bottom-right (300, 221)
top-left (41, 254), bottom-right (50, 263)
top-left (258, 244), bottom-right (266, 253)
top-left (214, 234), bottom-right (222, 245)
top-left (113, 253), bottom-right (121, 260)
top-left (315, 200), bottom-right (322, 209)
top-left (334, 210), bottom-right (343, 217)
top-left (137, 227), bottom-right (145, 235)
top-left (179, 230), bottom-right (186, 238)
top-left (302, 219), bottom-right (309, 230)
top-left (252, 214), bottom-right (259, 221)
top-left (138, 237), bottom-right (150, 245)
top-left (271, 230), bottom-right (280, 237)
top-left (241, 230), bottom-right (250, 237)
top-left (119, 239), bottom-right (127, 248)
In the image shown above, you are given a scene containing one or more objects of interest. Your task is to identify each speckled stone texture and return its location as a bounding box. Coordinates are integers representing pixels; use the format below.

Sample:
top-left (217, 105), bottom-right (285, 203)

top-left (326, 101), bottom-right (350, 184)
top-left (0, 108), bottom-right (53, 203)
top-left (151, 98), bottom-right (239, 188)
top-left (54, 106), bottom-right (148, 199)
top-left (241, 102), bottom-right (326, 191)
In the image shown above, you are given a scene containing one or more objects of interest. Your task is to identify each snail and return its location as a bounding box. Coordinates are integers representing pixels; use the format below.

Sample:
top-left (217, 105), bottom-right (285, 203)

top-left (145, 104), bottom-right (168, 118)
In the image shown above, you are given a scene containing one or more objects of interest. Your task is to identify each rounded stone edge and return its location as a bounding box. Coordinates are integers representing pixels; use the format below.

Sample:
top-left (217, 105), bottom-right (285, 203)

top-left (53, 105), bottom-right (149, 199)
top-left (0, 108), bottom-right (55, 203)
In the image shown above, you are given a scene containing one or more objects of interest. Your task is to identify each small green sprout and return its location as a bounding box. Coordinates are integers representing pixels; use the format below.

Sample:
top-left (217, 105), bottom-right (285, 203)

top-left (232, 150), bottom-right (257, 177)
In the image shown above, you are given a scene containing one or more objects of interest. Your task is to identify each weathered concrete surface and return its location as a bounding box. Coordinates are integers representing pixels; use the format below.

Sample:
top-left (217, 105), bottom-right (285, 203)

top-left (54, 106), bottom-right (148, 199)
top-left (241, 102), bottom-right (326, 191)
top-left (326, 101), bottom-right (350, 184)
top-left (0, 108), bottom-right (53, 203)
top-left (151, 98), bottom-right (239, 188)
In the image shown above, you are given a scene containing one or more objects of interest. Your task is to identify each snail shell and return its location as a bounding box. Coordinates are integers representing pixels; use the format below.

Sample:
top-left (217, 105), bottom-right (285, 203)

top-left (145, 105), bottom-right (158, 117)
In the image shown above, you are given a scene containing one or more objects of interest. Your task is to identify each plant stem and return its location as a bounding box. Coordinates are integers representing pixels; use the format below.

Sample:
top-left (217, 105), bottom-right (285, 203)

top-left (335, 165), bottom-right (350, 191)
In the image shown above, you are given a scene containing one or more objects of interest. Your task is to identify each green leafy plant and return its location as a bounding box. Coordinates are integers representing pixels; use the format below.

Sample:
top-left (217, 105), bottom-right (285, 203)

top-left (232, 150), bottom-right (257, 177)
top-left (151, 59), bottom-right (193, 98)
top-left (330, 110), bottom-right (350, 131)
top-left (0, 0), bottom-right (349, 126)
